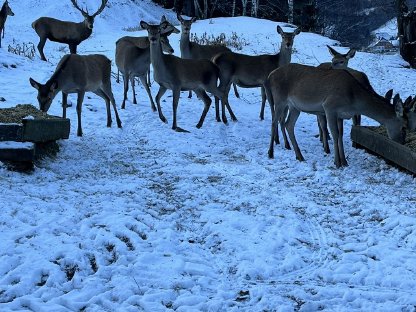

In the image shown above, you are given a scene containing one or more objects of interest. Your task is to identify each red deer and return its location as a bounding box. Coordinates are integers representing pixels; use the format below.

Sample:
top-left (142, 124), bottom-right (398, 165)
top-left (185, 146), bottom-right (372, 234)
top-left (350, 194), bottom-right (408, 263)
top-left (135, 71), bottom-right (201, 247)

top-left (213, 25), bottom-right (300, 123)
top-left (265, 63), bottom-right (406, 168)
top-left (32, 0), bottom-right (107, 61)
top-left (141, 20), bottom-right (224, 132)
top-left (29, 54), bottom-right (122, 137)
top-left (0, 0), bottom-right (14, 48)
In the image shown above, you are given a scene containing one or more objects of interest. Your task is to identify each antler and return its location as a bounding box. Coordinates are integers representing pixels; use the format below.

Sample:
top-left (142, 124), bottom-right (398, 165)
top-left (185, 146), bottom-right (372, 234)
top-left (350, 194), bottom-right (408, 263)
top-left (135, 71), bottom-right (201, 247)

top-left (70, 0), bottom-right (88, 16)
top-left (70, 0), bottom-right (107, 17)
top-left (91, 0), bottom-right (108, 18)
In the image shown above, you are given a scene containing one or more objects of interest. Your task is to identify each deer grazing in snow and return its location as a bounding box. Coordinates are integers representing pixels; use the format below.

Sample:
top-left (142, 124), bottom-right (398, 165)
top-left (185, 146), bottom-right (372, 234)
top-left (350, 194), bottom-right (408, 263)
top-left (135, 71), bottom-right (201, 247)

top-left (0, 0), bottom-right (14, 48)
top-left (265, 63), bottom-right (407, 168)
top-left (29, 54), bottom-right (122, 137)
top-left (177, 13), bottom-right (239, 112)
top-left (115, 16), bottom-right (179, 110)
top-left (32, 0), bottom-right (108, 61)
top-left (140, 20), bottom-right (224, 132)
top-left (213, 25), bottom-right (300, 123)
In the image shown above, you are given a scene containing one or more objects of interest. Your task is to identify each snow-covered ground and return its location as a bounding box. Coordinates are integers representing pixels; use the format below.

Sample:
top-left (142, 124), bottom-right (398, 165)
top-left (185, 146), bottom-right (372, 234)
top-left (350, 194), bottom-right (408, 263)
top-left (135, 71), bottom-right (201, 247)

top-left (1, 1), bottom-right (416, 311)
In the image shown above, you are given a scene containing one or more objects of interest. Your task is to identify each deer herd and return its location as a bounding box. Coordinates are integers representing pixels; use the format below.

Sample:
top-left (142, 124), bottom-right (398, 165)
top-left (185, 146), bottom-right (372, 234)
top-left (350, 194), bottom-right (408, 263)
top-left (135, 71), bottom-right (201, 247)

top-left (2, 0), bottom-right (416, 168)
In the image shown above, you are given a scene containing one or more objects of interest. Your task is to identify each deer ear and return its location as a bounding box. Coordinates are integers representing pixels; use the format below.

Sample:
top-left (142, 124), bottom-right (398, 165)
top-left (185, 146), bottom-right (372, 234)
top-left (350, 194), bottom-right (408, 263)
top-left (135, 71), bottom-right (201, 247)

top-left (191, 17), bottom-right (197, 23)
top-left (29, 78), bottom-right (40, 90)
top-left (346, 48), bottom-right (356, 59)
top-left (161, 15), bottom-right (167, 23)
top-left (293, 27), bottom-right (301, 35)
top-left (404, 96), bottom-right (413, 111)
top-left (393, 94), bottom-right (404, 117)
top-left (140, 21), bottom-right (149, 30)
top-left (327, 45), bottom-right (339, 57)
top-left (385, 89), bottom-right (394, 102)
top-left (276, 25), bottom-right (284, 35)
top-left (177, 13), bottom-right (184, 22)
top-left (160, 21), bottom-right (169, 30)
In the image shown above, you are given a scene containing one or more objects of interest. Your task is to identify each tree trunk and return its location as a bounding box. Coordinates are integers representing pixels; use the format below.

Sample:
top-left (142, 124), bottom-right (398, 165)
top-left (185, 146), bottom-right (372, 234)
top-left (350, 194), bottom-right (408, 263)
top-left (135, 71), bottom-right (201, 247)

top-left (288, 0), bottom-right (294, 23)
top-left (397, 0), bottom-right (416, 67)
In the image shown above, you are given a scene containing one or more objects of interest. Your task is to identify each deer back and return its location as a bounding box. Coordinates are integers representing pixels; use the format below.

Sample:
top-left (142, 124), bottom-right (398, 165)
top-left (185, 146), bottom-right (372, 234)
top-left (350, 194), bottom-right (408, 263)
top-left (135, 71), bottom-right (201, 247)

top-left (188, 42), bottom-right (231, 60)
top-left (53, 54), bottom-right (111, 93)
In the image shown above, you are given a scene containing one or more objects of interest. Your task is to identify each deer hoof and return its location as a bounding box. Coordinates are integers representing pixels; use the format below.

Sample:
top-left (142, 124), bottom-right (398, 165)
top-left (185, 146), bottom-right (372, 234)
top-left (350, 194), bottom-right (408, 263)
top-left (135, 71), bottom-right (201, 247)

top-left (268, 149), bottom-right (274, 159)
top-left (174, 127), bottom-right (190, 133)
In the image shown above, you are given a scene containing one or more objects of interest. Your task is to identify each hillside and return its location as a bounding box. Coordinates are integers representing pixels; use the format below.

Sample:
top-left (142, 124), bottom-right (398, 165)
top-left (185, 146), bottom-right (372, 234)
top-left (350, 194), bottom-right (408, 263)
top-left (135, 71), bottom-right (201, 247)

top-left (1, 1), bottom-right (416, 311)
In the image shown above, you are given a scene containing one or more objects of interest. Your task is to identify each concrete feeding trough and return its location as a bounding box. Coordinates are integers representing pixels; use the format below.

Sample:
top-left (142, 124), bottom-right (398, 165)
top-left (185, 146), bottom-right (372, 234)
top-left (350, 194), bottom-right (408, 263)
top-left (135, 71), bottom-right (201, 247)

top-left (351, 125), bottom-right (416, 174)
top-left (0, 104), bottom-right (70, 171)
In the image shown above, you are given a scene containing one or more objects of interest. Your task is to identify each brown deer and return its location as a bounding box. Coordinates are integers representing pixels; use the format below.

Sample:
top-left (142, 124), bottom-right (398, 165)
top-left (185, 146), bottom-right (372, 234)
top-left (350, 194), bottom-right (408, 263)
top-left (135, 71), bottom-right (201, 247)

top-left (213, 25), bottom-right (300, 123)
top-left (32, 0), bottom-right (107, 61)
top-left (265, 63), bottom-right (406, 168)
top-left (29, 54), bottom-right (122, 137)
top-left (0, 0), bottom-right (14, 48)
top-left (140, 20), bottom-right (224, 132)
top-left (177, 13), bottom-right (239, 112)
top-left (115, 16), bottom-right (179, 110)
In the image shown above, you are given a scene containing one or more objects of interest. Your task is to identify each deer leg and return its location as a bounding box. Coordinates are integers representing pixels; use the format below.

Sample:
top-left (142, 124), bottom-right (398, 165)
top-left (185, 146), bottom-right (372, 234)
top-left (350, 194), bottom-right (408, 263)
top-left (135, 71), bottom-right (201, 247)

top-left (139, 75), bottom-right (156, 112)
top-left (317, 115), bottom-right (330, 154)
top-left (101, 86), bottom-right (122, 129)
top-left (268, 117), bottom-right (279, 159)
top-left (172, 89), bottom-right (188, 132)
top-left (221, 84), bottom-right (237, 124)
top-left (279, 106), bottom-right (290, 148)
top-left (69, 44), bottom-right (77, 54)
top-left (116, 70), bottom-right (120, 84)
top-left (285, 107), bottom-right (304, 161)
top-left (131, 77), bottom-right (137, 104)
top-left (147, 69), bottom-right (151, 87)
top-left (62, 92), bottom-right (68, 119)
top-left (233, 83), bottom-right (240, 99)
top-left (337, 118), bottom-right (347, 166)
top-left (76, 91), bottom-right (85, 137)
top-left (259, 86), bottom-right (267, 120)
top-left (0, 34), bottom-right (2, 49)
top-left (37, 37), bottom-right (47, 61)
top-left (326, 113), bottom-right (342, 168)
top-left (121, 73), bottom-right (129, 109)
top-left (214, 96), bottom-right (221, 122)
top-left (352, 114), bottom-right (361, 126)
top-left (155, 86), bottom-right (167, 123)
top-left (195, 89), bottom-right (212, 129)
top-left (188, 90), bottom-right (192, 99)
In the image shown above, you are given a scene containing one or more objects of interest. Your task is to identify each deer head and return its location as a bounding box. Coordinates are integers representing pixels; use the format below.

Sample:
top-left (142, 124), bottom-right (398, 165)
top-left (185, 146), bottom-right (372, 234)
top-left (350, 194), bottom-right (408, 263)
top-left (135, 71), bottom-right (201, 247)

top-left (327, 45), bottom-right (356, 69)
top-left (140, 20), bottom-right (170, 45)
top-left (277, 25), bottom-right (301, 50)
top-left (4, 0), bottom-right (14, 16)
top-left (71, 0), bottom-right (107, 30)
top-left (29, 78), bottom-right (58, 112)
top-left (177, 14), bottom-right (197, 35)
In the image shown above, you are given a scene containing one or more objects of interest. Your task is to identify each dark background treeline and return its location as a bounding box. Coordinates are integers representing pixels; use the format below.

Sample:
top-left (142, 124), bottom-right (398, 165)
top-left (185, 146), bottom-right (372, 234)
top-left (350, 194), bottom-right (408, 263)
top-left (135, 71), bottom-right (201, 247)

top-left (148, 0), bottom-right (416, 48)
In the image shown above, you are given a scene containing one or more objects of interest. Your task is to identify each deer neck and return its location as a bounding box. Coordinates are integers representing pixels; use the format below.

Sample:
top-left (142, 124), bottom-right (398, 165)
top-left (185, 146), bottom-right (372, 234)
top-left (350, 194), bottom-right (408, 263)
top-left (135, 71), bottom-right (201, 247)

top-left (0, 5), bottom-right (6, 23)
top-left (361, 94), bottom-right (397, 125)
top-left (149, 39), bottom-right (167, 76)
top-left (180, 31), bottom-right (191, 58)
top-left (77, 20), bottom-right (93, 41)
top-left (278, 46), bottom-right (292, 67)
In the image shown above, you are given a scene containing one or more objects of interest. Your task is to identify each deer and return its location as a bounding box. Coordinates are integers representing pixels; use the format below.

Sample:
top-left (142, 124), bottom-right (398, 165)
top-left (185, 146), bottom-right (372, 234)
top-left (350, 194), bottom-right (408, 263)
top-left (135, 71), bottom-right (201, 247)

top-left (32, 0), bottom-right (107, 61)
top-left (140, 20), bottom-right (224, 132)
top-left (115, 16), bottom-right (179, 110)
top-left (29, 54), bottom-right (122, 137)
top-left (265, 63), bottom-right (407, 168)
top-left (0, 0), bottom-right (14, 48)
top-left (212, 25), bottom-right (300, 124)
top-left (177, 13), bottom-right (239, 114)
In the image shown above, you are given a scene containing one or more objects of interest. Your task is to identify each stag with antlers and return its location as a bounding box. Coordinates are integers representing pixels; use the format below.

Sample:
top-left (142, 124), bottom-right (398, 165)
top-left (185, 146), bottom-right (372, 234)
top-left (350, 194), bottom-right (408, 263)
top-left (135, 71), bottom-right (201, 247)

top-left (32, 0), bottom-right (107, 61)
